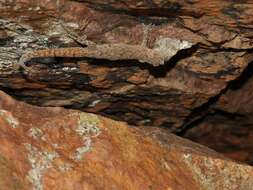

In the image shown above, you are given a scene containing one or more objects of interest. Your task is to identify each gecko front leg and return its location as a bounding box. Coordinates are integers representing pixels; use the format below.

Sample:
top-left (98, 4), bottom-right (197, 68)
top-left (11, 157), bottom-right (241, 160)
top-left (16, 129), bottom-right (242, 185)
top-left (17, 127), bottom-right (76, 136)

top-left (59, 19), bottom-right (96, 47)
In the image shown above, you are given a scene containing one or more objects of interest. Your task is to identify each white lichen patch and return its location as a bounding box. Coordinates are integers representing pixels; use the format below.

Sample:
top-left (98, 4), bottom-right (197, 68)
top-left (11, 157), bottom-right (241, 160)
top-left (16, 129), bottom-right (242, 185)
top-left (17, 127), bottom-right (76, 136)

top-left (25, 143), bottom-right (58, 190)
top-left (71, 112), bottom-right (101, 161)
top-left (28, 127), bottom-right (44, 140)
top-left (153, 37), bottom-right (193, 61)
top-left (0, 109), bottom-right (19, 128)
top-left (72, 137), bottom-right (92, 160)
top-left (182, 154), bottom-right (253, 190)
top-left (75, 113), bottom-right (101, 137)
top-left (58, 163), bottom-right (73, 172)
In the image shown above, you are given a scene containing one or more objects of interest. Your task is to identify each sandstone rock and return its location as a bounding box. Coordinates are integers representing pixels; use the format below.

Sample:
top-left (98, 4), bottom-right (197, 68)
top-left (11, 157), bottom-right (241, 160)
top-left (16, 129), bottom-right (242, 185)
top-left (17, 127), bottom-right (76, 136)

top-left (183, 66), bottom-right (253, 165)
top-left (0, 0), bottom-right (253, 130)
top-left (1, 0), bottom-right (253, 169)
top-left (183, 114), bottom-right (253, 165)
top-left (0, 90), bottom-right (252, 189)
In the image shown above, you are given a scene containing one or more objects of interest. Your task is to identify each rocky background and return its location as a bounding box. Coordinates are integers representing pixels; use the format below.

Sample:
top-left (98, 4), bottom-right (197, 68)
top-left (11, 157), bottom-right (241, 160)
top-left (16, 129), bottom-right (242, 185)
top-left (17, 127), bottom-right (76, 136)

top-left (0, 0), bottom-right (253, 189)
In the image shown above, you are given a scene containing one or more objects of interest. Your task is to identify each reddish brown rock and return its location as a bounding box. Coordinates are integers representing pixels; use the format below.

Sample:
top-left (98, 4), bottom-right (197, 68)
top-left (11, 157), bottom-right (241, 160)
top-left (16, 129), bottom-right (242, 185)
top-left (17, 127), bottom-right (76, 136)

top-left (183, 114), bottom-right (253, 165)
top-left (1, 0), bottom-right (253, 130)
top-left (182, 67), bottom-right (253, 165)
top-left (1, 0), bottom-right (253, 168)
top-left (0, 90), bottom-right (253, 189)
top-left (214, 71), bottom-right (253, 116)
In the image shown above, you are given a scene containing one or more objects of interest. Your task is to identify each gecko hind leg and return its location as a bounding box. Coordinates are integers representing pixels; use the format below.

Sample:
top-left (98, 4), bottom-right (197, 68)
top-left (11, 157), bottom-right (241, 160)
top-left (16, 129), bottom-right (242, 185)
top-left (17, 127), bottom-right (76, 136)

top-left (141, 23), bottom-right (153, 47)
top-left (59, 19), bottom-right (95, 47)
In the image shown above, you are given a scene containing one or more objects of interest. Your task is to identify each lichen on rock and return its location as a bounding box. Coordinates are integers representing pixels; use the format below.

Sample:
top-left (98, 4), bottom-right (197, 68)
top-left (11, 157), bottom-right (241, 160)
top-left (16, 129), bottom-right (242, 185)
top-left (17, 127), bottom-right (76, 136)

top-left (0, 109), bottom-right (19, 128)
top-left (71, 112), bottom-right (101, 160)
top-left (25, 143), bottom-right (58, 190)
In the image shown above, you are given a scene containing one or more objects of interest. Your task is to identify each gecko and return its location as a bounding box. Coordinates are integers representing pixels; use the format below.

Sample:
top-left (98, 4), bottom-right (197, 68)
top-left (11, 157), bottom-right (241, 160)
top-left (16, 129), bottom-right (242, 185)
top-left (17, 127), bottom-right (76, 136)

top-left (18, 23), bottom-right (193, 71)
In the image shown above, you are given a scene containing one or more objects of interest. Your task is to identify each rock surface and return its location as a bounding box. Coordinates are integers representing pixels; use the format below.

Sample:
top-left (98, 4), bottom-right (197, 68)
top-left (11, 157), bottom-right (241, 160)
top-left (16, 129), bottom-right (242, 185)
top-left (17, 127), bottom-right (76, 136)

top-left (182, 64), bottom-right (253, 165)
top-left (0, 90), bottom-right (252, 190)
top-left (1, 0), bottom-right (253, 129)
top-left (0, 0), bottom-right (253, 165)
top-left (183, 114), bottom-right (253, 165)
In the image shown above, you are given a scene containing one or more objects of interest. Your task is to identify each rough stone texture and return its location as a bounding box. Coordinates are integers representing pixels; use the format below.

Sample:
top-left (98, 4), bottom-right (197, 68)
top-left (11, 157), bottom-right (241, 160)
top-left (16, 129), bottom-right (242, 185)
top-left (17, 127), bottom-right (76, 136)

top-left (0, 0), bottom-right (253, 164)
top-left (183, 115), bottom-right (253, 166)
top-left (214, 70), bottom-right (253, 117)
top-left (183, 66), bottom-right (253, 165)
top-left (0, 90), bottom-right (252, 190)
top-left (1, 0), bottom-right (253, 128)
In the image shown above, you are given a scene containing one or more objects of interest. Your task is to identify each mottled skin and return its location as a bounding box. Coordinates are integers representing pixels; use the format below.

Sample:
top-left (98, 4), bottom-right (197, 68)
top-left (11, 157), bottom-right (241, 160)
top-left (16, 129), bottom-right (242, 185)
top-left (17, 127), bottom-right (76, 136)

top-left (18, 23), bottom-right (166, 71)
top-left (18, 24), bottom-right (193, 71)
top-left (18, 44), bottom-right (165, 71)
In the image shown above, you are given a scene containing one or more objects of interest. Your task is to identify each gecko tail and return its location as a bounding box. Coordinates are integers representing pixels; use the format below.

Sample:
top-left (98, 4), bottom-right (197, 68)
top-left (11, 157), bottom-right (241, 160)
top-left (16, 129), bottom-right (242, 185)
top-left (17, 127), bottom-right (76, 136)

top-left (17, 48), bottom-right (83, 72)
top-left (17, 53), bottom-right (32, 71)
